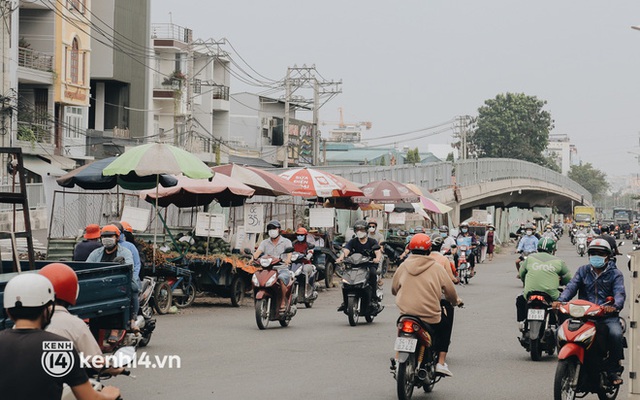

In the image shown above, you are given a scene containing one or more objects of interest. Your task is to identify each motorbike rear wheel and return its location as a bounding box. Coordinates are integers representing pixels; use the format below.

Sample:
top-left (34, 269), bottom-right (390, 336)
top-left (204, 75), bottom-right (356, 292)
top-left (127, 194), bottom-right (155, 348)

top-left (597, 385), bottom-right (619, 400)
top-left (153, 281), bottom-right (173, 315)
top-left (279, 318), bottom-right (290, 327)
top-left (255, 299), bottom-right (270, 330)
top-left (530, 338), bottom-right (542, 361)
top-left (173, 281), bottom-right (196, 308)
top-left (304, 300), bottom-right (314, 308)
top-left (347, 297), bottom-right (360, 326)
top-left (396, 353), bottom-right (415, 400)
top-left (138, 332), bottom-right (152, 347)
top-left (365, 314), bottom-right (374, 323)
top-left (230, 276), bottom-right (246, 307)
top-left (554, 358), bottom-right (578, 400)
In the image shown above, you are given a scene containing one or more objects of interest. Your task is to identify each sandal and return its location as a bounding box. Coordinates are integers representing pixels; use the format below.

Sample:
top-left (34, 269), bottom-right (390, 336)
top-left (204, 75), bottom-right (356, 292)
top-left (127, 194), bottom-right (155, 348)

top-left (608, 373), bottom-right (623, 386)
top-left (107, 333), bottom-right (120, 345)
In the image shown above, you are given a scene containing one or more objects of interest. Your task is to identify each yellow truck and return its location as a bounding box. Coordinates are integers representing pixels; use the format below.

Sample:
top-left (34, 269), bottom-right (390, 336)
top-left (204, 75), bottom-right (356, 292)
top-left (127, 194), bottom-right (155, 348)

top-left (574, 206), bottom-right (596, 227)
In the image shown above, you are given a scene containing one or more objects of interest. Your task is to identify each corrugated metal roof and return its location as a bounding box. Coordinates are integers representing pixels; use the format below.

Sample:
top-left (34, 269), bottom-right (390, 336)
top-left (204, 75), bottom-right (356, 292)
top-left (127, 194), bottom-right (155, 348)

top-left (228, 155), bottom-right (276, 168)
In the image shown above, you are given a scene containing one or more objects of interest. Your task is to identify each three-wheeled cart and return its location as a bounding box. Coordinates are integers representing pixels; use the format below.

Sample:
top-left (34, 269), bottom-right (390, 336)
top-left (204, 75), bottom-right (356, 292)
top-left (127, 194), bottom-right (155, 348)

top-left (187, 256), bottom-right (257, 307)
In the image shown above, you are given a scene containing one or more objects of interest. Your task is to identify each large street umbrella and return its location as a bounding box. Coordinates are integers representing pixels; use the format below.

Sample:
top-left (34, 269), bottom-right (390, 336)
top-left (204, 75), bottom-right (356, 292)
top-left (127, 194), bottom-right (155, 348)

top-left (326, 173), bottom-right (364, 197)
top-left (278, 167), bottom-right (346, 198)
top-left (211, 164), bottom-right (300, 197)
top-left (352, 180), bottom-right (420, 204)
top-left (139, 174), bottom-right (255, 208)
top-left (404, 183), bottom-right (453, 214)
top-left (56, 157), bottom-right (178, 190)
top-left (102, 143), bottom-right (213, 262)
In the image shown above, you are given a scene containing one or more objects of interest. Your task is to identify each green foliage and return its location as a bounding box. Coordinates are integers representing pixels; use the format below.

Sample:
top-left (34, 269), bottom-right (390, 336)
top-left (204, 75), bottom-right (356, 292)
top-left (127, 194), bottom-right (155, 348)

top-left (541, 155), bottom-right (561, 173)
top-left (568, 163), bottom-right (609, 200)
top-left (378, 156), bottom-right (386, 166)
top-left (405, 148), bottom-right (421, 165)
top-left (471, 93), bottom-right (554, 166)
top-left (446, 152), bottom-right (454, 162)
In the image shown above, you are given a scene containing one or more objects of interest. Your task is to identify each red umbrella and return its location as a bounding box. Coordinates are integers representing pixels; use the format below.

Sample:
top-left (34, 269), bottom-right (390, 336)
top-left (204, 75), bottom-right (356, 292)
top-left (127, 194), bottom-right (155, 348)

top-left (326, 173), bottom-right (364, 197)
top-left (139, 174), bottom-right (255, 208)
top-left (279, 167), bottom-right (346, 198)
top-left (212, 164), bottom-right (301, 197)
top-left (352, 180), bottom-right (420, 204)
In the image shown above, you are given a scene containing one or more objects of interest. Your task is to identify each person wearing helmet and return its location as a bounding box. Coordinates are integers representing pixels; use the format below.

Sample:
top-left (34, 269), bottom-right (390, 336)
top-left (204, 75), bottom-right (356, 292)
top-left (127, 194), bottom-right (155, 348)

top-left (0, 274), bottom-right (121, 399)
top-left (73, 224), bottom-right (103, 262)
top-left (598, 225), bottom-right (621, 259)
top-left (542, 224), bottom-right (558, 241)
top-left (430, 235), bottom-right (458, 283)
top-left (366, 218), bottom-right (385, 244)
top-left (335, 220), bottom-right (383, 312)
top-left (254, 220), bottom-right (293, 312)
top-left (456, 222), bottom-right (479, 276)
top-left (555, 238), bottom-right (626, 386)
top-left (111, 221), bottom-right (142, 324)
top-left (515, 238), bottom-right (571, 327)
top-left (438, 225), bottom-right (456, 251)
top-left (392, 233), bottom-right (463, 377)
top-left (515, 223), bottom-right (539, 274)
top-left (293, 226), bottom-right (317, 296)
top-left (40, 263), bottom-right (123, 376)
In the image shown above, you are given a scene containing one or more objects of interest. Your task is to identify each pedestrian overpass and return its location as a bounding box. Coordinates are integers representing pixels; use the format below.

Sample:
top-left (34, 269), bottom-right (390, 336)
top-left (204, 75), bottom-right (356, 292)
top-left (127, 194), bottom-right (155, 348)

top-left (301, 158), bottom-right (591, 223)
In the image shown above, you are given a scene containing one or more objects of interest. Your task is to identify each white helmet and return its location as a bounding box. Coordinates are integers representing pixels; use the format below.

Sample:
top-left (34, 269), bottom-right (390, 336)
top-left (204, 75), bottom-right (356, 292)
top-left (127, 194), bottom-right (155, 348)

top-left (4, 273), bottom-right (54, 309)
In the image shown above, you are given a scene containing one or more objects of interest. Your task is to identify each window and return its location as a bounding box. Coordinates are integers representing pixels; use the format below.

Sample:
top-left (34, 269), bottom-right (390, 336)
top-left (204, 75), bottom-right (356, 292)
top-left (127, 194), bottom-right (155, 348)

top-left (67, 0), bottom-right (85, 14)
top-left (70, 38), bottom-right (79, 84)
top-left (64, 107), bottom-right (83, 139)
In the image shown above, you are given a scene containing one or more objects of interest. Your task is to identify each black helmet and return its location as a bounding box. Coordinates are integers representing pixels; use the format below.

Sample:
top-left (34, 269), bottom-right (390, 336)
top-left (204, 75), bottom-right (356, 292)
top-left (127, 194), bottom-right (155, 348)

top-left (353, 220), bottom-right (367, 231)
top-left (266, 220), bottom-right (281, 230)
top-left (600, 225), bottom-right (610, 233)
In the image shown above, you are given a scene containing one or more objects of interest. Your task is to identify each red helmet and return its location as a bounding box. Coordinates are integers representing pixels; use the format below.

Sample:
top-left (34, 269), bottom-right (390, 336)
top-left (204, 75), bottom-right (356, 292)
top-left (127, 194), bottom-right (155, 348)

top-left (408, 233), bottom-right (432, 251)
top-left (295, 227), bottom-right (308, 235)
top-left (120, 221), bottom-right (133, 233)
top-left (101, 224), bottom-right (121, 237)
top-left (39, 263), bottom-right (79, 306)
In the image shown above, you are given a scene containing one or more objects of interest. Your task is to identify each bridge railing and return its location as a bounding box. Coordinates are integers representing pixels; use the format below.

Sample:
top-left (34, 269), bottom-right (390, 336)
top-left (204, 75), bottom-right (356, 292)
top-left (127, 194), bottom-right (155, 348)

top-left (455, 158), bottom-right (592, 203)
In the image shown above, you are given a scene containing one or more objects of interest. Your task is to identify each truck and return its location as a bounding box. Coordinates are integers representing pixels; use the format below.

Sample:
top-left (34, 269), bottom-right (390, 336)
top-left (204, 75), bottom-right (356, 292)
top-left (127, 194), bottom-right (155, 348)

top-left (573, 206), bottom-right (596, 228)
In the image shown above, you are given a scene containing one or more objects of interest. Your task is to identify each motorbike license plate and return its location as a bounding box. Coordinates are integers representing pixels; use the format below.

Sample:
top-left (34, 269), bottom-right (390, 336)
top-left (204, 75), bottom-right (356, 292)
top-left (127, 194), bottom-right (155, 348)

top-left (527, 309), bottom-right (545, 321)
top-left (394, 337), bottom-right (418, 352)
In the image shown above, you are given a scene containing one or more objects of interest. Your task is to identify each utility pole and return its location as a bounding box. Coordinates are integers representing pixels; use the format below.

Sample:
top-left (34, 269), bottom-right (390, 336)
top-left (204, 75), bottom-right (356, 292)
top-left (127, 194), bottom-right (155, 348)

top-left (455, 115), bottom-right (471, 160)
top-left (185, 28), bottom-right (193, 151)
top-left (283, 67), bottom-right (291, 168)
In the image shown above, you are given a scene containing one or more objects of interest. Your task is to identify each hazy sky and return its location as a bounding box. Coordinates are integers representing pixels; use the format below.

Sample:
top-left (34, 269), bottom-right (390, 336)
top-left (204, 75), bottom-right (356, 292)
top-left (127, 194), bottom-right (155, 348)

top-left (151, 1), bottom-right (640, 177)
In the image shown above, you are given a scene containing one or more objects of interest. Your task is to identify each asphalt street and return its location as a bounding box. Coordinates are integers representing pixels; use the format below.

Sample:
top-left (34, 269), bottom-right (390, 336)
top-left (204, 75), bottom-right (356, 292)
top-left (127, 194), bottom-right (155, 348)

top-left (114, 236), bottom-right (632, 399)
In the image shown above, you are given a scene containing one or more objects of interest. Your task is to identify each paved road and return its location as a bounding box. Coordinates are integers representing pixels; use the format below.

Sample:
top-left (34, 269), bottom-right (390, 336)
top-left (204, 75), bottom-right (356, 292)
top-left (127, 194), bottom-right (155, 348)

top-left (114, 236), bottom-right (631, 399)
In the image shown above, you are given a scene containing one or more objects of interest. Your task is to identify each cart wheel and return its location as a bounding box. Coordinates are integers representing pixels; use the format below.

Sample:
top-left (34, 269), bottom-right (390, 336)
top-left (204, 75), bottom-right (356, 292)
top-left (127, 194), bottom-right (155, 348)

top-left (324, 261), bottom-right (335, 288)
top-left (230, 276), bottom-right (246, 307)
top-left (173, 281), bottom-right (196, 308)
top-left (153, 281), bottom-right (173, 315)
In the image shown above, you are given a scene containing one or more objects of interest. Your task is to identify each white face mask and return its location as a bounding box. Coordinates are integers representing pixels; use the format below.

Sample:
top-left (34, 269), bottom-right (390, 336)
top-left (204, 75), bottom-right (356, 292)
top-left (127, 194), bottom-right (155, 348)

top-left (101, 237), bottom-right (117, 249)
top-left (268, 229), bottom-right (279, 239)
top-left (356, 231), bottom-right (367, 239)
top-left (368, 227), bottom-right (376, 233)
top-left (526, 230), bottom-right (533, 236)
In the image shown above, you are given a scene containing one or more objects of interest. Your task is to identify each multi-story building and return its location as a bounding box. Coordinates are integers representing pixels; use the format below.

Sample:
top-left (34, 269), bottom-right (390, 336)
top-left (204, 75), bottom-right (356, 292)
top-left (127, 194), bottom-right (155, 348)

top-left (88, 0), bottom-right (150, 158)
top-left (150, 23), bottom-right (231, 164)
top-left (545, 134), bottom-right (578, 175)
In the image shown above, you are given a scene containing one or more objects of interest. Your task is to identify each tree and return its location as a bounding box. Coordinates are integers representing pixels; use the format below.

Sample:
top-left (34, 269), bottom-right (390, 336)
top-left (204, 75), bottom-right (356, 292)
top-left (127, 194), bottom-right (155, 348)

top-left (470, 93), bottom-right (554, 166)
top-left (406, 148), bottom-right (421, 165)
top-left (568, 163), bottom-right (609, 201)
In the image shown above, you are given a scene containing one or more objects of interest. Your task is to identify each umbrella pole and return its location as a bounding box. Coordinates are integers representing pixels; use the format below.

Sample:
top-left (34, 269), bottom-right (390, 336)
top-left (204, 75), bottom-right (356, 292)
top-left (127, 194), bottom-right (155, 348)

top-left (153, 174), bottom-right (159, 265)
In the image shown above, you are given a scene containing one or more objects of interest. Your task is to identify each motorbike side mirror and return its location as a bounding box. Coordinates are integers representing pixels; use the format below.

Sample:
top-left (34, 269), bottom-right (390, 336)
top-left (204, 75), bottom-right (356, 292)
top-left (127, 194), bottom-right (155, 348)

top-left (283, 247), bottom-right (294, 254)
top-left (509, 232), bottom-right (517, 238)
top-left (619, 241), bottom-right (625, 247)
top-left (244, 248), bottom-right (253, 255)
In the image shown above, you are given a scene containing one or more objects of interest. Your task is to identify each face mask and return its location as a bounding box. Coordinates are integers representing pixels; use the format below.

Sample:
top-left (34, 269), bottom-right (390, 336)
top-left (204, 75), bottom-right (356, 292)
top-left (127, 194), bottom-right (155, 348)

top-left (440, 232), bottom-right (447, 238)
top-left (101, 237), bottom-right (117, 249)
top-left (356, 231), bottom-right (367, 239)
top-left (489, 228), bottom-right (494, 231)
top-left (461, 228), bottom-right (468, 233)
top-left (525, 230), bottom-right (532, 236)
top-left (268, 229), bottom-right (279, 239)
top-left (589, 255), bottom-right (607, 268)
top-left (297, 235), bottom-right (305, 242)
top-left (368, 227), bottom-right (376, 233)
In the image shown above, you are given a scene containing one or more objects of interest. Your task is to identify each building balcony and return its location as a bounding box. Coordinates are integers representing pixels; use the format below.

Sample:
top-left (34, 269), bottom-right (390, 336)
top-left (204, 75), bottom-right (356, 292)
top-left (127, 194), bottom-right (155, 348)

top-left (151, 23), bottom-right (191, 51)
top-left (212, 85), bottom-right (230, 111)
top-left (17, 47), bottom-right (54, 85)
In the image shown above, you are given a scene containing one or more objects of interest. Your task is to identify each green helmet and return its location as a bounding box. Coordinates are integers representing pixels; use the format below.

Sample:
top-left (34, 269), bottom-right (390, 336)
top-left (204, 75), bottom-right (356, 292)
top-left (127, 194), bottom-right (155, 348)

top-left (538, 237), bottom-right (556, 253)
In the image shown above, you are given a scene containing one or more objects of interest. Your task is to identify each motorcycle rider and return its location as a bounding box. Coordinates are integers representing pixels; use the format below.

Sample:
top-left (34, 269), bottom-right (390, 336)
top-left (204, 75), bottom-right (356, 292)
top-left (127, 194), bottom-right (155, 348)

top-left (392, 233), bottom-right (463, 377)
top-left (456, 222), bottom-right (478, 276)
top-left (515, 224), bottom-right (539, 273)
top-left (439, 225), bottom-right (457, 252)
top-left (516, 238), bottom-right (571, 327)
top-left (542, 224), bottom-right (559, 241)
top-left (598, 225), bottom-right (621, 259)
top-left (367, 218), bottom-right (385, 244)
top-left (336, 219), bottom-right (383, 312)
top-left (430, 235), bottom-right (459, 284)
top-left (0, 273), bottom-right (120, 400)
top-left (253, 220), bottom-right (293, 312)
top-left (39, 263), bottom-right (123, 375)
top-left (292, 226), bottom-right (317, 298)
top-left (73, 224), bottom-right (103, 262)
top-left (554, 239), bottom-right (626, 386)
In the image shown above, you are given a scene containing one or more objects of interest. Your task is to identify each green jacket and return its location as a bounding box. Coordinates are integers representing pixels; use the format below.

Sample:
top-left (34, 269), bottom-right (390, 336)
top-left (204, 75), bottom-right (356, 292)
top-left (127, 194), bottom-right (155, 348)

top-left (519, 252), bottom-right (571, 300)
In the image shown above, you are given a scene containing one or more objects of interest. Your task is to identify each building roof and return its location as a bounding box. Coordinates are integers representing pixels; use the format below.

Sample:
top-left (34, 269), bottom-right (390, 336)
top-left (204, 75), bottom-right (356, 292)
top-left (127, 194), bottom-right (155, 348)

top-left (228, 155), bottom-right (276, 168)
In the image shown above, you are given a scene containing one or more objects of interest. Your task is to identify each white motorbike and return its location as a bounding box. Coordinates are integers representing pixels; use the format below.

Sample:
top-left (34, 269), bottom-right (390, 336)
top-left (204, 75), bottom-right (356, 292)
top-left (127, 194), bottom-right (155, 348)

top-left (575, 234), bottom-right (587, 257)
top-left (290, 250), bottom-right (319, 308)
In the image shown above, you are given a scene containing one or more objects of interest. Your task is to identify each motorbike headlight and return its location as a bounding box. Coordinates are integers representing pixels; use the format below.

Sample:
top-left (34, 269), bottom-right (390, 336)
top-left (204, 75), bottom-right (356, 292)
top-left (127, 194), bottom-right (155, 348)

top-left (265, 274), bottom-right (278, 287)
top-left (568, 304), bottom-right (589, 318)
top-left (251, 274), bottom-right (259, 287)
top-left (341, 279), bottom-right (349, 284)
top-left (260, 258), bottom-right (273, 267)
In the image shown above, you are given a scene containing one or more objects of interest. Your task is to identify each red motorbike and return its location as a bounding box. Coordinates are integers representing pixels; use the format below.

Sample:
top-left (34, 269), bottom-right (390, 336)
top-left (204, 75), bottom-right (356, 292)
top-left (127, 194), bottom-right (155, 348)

top-left (251, 248), bottom-right (296, 330)
top-left (554, 299), bottom-right (626, 400)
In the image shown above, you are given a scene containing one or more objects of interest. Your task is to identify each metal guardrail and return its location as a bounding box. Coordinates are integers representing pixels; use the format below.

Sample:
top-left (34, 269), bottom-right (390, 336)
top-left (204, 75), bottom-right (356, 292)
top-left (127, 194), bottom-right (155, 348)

top-left (212, 85), bottom-right (230, 101)
top-left (151, 23), bottom-right (191, 43)
top-left (455, 158), bottom-right (592, 203)
top-left (18, 47), bottom-right (53, 72)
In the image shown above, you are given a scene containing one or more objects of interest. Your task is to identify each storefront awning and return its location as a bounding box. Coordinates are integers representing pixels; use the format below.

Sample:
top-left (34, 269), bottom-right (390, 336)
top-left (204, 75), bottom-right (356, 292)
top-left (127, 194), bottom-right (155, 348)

top-left (40, 154), bottom-right (77, 170)
top-left (23, 155), bottom-right (67, 177)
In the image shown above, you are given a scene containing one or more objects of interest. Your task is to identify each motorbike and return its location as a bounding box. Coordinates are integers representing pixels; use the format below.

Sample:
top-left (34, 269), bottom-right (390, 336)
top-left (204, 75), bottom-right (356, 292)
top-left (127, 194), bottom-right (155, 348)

top-left (518, 291), bottom-right (556, 361)
top-left (62, 346), bottom-right (135, 400)
top-left (290, 250), bottom-right (318, 308)
top-left (339, 245), bottom-right (383, 326)
top-left (390, 315), bottom-right (442, 399)
top-left (99, 276), bottom-right (157, 352)
top-left (251, 247), bottom-right (296, 330)
top-left (554, 298), bottom-right (627, 400)
top-left (575, 234), bottom-right (587, 257)
top-left (385, 241), bottom-right (407, 269)
top-left (456, 237), bottom-right (473, 284)
top-left (570, 228), bottom-right (578, 245)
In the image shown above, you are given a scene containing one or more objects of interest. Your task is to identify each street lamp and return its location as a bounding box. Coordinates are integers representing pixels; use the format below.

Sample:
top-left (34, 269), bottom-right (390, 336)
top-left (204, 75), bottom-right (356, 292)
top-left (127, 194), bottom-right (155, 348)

top-left (632, 25), bottom-right (640, 31)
